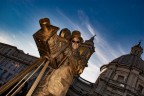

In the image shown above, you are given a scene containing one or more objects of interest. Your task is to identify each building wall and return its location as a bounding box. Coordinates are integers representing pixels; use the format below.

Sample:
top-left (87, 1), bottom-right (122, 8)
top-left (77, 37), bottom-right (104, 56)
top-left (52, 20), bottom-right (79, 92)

top-left (66, 77), bottom-right (94, 96)
top-left (0, 43), bottom-right (37, 86)
top-left (94, 63), bottom-right (144, 96)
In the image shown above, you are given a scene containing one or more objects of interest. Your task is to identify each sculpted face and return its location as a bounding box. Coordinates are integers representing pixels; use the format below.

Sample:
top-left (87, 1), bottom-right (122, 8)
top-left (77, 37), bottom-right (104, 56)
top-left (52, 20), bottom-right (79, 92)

top-left (72, 37), bottom-right (80, 50)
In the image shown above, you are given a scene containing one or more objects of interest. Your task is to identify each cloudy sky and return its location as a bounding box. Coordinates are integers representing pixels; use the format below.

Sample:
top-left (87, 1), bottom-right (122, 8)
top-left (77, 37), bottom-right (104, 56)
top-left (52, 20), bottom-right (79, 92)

top-left (0, 0), bottom-right (144, 83)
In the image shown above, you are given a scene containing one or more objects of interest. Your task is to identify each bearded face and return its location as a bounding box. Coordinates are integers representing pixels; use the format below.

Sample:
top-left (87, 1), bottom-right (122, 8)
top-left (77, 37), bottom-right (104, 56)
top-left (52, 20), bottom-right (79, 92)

top-left (72, 37), bottom-right (80, 50)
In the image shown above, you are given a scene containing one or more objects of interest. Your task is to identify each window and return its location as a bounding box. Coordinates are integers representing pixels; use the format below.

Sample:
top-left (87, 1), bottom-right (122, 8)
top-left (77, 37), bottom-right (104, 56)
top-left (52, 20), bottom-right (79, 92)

top-left (138, 84), bottom-right (143, 93)
top-left (0, 68), bottom-right (3, 76)
top-left (6, 73), bottom-right (12, 80)
top-left (1, 70), bottom-right (7, 76)
top-left (13, 63), bottom-right (20, 71)
top-left (116, 75), bottom-right (125, 87)
top-left (0, 70), bottom-right (7, 80)
top-left (117, 75), bottom-right (125, 82)
top-left (5, 60), bottom-right (11, 68)
top-left (1, 58), bottom-right (9, 67)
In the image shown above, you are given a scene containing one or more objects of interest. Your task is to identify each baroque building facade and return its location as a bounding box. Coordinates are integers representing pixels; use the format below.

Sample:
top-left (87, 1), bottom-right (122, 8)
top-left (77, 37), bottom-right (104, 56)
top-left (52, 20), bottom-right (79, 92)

top-left (0, 42), bottom-right (37, 86)
top-left (0, 42), bottom-right (144, 96)
top-left (94, 42), bottom-right (144, 96)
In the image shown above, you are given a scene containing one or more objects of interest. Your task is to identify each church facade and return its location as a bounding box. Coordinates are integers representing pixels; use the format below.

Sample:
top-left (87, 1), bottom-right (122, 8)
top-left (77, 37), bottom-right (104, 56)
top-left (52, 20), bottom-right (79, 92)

top-left (93, 42), bottom-right (144, 96)
top-left (0, 42), bottom-right (144, 96)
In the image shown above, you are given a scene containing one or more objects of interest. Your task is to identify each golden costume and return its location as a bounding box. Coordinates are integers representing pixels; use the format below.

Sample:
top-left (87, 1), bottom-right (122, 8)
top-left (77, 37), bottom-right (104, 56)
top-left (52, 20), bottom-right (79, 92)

top-left (33, 18), bottom-right (85, 96)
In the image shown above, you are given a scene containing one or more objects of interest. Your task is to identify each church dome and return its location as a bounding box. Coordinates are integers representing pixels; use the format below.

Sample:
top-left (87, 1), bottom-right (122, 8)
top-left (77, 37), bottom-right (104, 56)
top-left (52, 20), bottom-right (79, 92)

top-left (111, 54), bottom-right (144, 71)
top-left (97, 42), bottom-right (144, 96)
top-left (110, 42), bottom-right (144, 71)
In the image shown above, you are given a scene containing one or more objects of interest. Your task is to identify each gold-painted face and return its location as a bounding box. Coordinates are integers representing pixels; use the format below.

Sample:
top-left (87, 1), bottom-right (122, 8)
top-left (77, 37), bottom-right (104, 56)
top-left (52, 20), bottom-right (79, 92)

top-left (72, 37), bottom-right (80, 50)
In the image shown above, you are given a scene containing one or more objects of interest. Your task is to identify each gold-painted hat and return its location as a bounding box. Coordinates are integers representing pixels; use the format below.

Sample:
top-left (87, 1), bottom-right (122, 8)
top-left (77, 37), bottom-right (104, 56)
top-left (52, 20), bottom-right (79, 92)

top-left (39, 18), bottom-right (50, 27)
top-left (59, 28), bottom-right (71, 40)
top-left (72, 31), bottom-right (83, 42)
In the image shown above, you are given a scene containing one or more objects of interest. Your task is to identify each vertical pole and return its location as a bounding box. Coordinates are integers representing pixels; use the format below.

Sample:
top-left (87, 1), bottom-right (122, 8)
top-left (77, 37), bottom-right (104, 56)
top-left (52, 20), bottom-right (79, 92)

top-left (0, 58), bottom-right (45, 95)
top-left (26, 61), bottom-right (50, 96)
top-left (11, 59), bottom-right (46, 96)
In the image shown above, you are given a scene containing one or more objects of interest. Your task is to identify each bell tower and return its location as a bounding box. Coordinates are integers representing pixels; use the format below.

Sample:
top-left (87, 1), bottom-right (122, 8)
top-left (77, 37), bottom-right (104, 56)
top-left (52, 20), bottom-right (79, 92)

top-left (79, 35), bottom-right (95, 67)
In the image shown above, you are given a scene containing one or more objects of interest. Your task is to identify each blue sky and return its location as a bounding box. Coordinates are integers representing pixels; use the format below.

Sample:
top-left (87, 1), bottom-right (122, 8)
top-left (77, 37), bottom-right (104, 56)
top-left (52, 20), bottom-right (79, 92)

top-left (0, 0), bottom-right (143, 83)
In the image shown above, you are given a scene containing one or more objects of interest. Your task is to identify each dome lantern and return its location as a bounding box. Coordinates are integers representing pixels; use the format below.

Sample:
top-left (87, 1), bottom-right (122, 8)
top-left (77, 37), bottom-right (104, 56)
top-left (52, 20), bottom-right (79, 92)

top-left (130, 41), bottom-right (143, 57)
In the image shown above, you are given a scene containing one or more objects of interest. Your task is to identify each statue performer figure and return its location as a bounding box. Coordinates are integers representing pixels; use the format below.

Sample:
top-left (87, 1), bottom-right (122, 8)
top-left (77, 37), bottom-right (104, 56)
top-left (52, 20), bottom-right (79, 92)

top-left (33, 18), bottom-right (95, 96)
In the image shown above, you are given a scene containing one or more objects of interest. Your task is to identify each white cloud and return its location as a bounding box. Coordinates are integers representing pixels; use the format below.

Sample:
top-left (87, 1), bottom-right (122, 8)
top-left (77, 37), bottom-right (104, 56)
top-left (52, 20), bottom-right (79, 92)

top-left (118, 44), bottom-right (127, 55)
top-left (0, 29), bottom-right (39, 57)
top-left (80, 61), bottom-right (100, 83)
top-left (94, 48), bottom-right (109, 63)
top-left (0, 30), bottom-right (15, 45)
top-left (86, 24), bottom-right (95, 36)
top-left (28, 42), bottom-right (38, 52)
top-left (56, 9), bottom-right (89, 40)
top-left (86, 23), bottom-right (126, 61)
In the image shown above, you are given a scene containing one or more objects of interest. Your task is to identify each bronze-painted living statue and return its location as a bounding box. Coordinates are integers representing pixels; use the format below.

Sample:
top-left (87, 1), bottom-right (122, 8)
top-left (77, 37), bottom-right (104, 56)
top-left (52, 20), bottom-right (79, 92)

top-left (33, 18), bottom-right (95, 96)
top-left (0, 18), bottom-right (95, 96)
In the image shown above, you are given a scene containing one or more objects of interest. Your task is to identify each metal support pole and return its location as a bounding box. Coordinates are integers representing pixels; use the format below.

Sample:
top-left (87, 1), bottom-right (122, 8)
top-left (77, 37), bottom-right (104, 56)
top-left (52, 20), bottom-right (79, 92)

top-left (11, 59), bottom-right (46, 96)
top-left (0, 58), bottom-right (45, 95)
top-left (26, 61), bottom-right (50, 96)
top-left (6, 73), bottom-right (29, 96)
